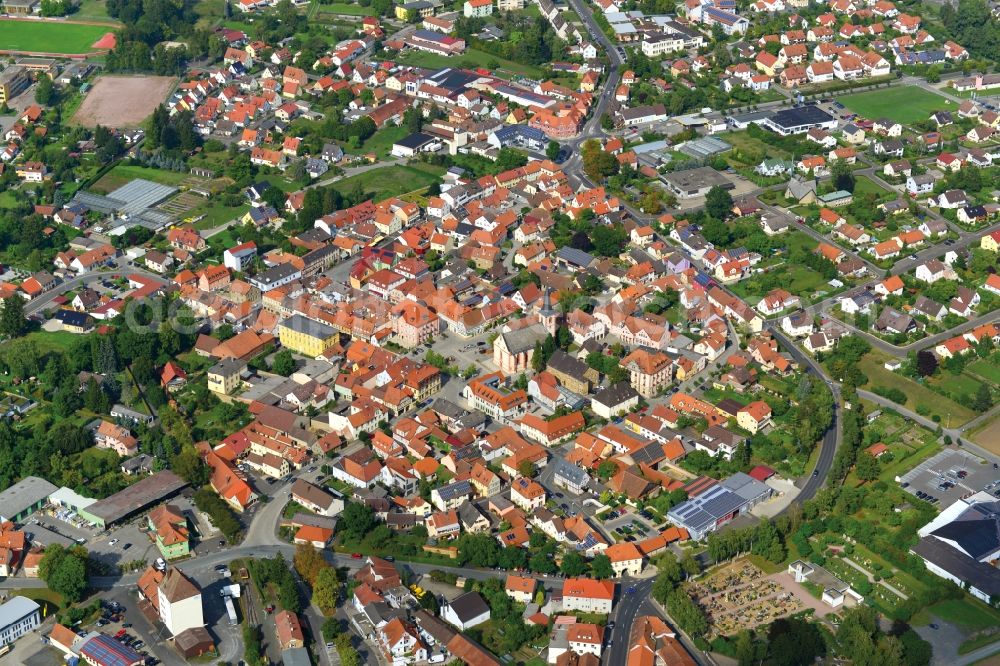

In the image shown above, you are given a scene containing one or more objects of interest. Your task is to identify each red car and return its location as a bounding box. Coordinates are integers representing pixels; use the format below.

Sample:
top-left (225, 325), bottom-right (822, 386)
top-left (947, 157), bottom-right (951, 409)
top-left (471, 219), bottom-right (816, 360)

top-left (351, 552), bottom-right (363, 559)
top-left (115, 629), bottom-right (127, 638)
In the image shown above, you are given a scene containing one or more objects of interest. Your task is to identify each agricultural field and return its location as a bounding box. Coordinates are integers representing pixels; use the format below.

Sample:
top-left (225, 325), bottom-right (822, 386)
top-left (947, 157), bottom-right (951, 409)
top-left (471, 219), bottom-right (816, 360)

top-left (840, 85), bottom-right (954, 125)
top-left (968, 412), bottom-right (1000, 456)
top-left (0, 18), bottom-right (112, 55)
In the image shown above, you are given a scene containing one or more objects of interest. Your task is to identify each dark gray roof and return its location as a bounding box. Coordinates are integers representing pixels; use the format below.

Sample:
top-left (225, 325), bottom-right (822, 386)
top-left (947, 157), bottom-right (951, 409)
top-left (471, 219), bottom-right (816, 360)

top-left (592, 382), bottom-right (638, 408)
top-left (546, 349), bottom-right (591, 383)
top-left (931, 500), bottom-right (1000, 560)
top-left (445, 591), bottom-right (490, 622)
top-left (394, 132), bottom-right (437, 150)
top-left (912, 536), bottom-right (1000, 597)
top-left (669, 483), bottom-right (744, 534)
top-left (85, 471), bottom-right (188, 525)
top-left (500, 324), bottom-right (547, 355)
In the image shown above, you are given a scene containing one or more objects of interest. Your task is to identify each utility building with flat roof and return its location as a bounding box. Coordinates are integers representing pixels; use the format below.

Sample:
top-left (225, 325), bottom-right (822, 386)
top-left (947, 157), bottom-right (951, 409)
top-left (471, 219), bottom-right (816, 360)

top-left (0, 476), bottom-right (58, 523)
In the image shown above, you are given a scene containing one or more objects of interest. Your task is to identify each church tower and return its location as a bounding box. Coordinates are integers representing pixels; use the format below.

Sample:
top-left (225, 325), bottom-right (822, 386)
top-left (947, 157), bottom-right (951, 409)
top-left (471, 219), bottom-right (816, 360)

top-left (538, 288), bottom-right (559, 336)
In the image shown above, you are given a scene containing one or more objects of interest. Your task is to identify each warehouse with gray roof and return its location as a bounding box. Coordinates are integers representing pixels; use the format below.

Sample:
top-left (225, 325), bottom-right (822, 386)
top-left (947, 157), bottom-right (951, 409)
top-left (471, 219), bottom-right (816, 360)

top-left (0, 476), bottom-right (58, 523)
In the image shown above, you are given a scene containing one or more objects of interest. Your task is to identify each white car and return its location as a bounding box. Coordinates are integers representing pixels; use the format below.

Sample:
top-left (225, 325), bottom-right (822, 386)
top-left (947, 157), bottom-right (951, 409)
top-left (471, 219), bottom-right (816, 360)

top-left (108, 538), bottom-right (119, 547)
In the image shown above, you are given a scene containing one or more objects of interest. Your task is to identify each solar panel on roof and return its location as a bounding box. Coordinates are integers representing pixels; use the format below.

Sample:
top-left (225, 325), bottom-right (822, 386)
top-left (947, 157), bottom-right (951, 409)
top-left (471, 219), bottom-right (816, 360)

top-left (82, 635), bottom-right (142, 666)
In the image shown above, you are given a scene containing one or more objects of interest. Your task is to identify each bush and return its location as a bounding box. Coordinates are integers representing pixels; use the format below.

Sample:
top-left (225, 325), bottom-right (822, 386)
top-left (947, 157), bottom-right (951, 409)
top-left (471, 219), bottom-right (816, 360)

top-left (873, 386), bottom-right (907, 405)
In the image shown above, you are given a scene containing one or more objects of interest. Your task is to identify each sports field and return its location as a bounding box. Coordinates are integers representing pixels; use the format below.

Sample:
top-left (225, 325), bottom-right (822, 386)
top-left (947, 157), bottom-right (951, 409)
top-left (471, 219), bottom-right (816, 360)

top-left (840, 85), bottom-right (953, 125)
top-left (72, 76), bottom-right (176, 128)
top-left (0, 19), bottom-right (112, 55)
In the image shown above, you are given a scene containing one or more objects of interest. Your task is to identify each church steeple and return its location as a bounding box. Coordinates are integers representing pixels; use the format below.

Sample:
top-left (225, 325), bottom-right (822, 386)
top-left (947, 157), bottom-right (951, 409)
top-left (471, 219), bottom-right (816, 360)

top-left (539, 288), bottom-right (559, 336)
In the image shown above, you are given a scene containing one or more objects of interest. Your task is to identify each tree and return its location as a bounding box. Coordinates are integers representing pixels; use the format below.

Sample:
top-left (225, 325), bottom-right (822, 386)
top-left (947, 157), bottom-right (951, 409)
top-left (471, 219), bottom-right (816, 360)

top-left (590, 554), bottom-right (613, 579)
top-left (517, 459), bottom-right (536, 479)
top-left (734, 630), bottom-right (761, 666)
top-left (339, 502), bottom-right (376, 541)
top-left (768, 617), bottom-right (826, 666)
top-left (596, 460), bottom-right (617, 481)
top-left (458, 534), bottom-right (500, 568)
top-left (855, 451), bottom-right (880, 481)
top-left (705, 186), bottom-right (733, 220)
top-left (272, 349), bottom-right (296, 376)
top-left (680, 552), bottom-right (701, 578)
top-left (832, 161), bottom-right (856, 193)
top-left (313, 566), bottom-right (340, 611)
top-left (916, 350), bottom-right (938, 377)
top-left (973, 383), bottom-right (992, 411)
top-left (293, 543), bottom-right (327, 586)
top-left (560, 551), bottom-right (589, 577)
top-left (666, 589), bottom-right (708, 637)
top-left (0, 296), bottom-right (28, 339)
top-left (546, 140), bottom-right (561, 160)
top-left (171, 446), bottom-right (209, 486)
top-left (35, 75), bottom-right (56, 104)
top-left (39, 545), bottom-right (88, 603)
top-left (581, 139), bottom-right (619, 181)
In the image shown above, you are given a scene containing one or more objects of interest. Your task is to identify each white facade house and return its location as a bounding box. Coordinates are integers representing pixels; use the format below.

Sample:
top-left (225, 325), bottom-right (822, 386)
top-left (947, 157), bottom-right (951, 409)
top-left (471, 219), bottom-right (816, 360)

top-left (0, 596), bottom-right (41, 648)
top-left (440, 592), bottom-right (491, 630)
top-left (157, 569), bottom-right (205, 637)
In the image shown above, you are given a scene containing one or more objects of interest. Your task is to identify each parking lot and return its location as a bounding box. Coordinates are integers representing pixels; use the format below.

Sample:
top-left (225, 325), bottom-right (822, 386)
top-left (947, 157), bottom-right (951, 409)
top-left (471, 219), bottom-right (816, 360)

top-left (899, 448), bottom-right (1000, 509)
top-left (603, 508), bottom-right (659, 543)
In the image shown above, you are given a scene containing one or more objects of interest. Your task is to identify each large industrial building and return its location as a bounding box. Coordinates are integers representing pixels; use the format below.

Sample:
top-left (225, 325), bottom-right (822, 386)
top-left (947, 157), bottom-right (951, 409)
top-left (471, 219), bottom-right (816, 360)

top-left (668, 472), bottom-right (773, 539)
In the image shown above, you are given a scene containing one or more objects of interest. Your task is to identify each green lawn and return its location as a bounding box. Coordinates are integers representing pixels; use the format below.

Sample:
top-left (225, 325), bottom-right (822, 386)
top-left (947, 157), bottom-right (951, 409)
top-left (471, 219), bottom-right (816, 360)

top-left (348, 125), bottom-right (410, 158)
top-left (878, 440), bottom-right (940, 482)
top-left (929, 370), bottom-right (987, 402)
top-left (0, 19), bottom-right (111, 54)
top-left (191, 203), bottom-right (251, 230)
top-left (967, 358), bottom-right (1000, 386)
top-left (72, 0), bottom-right (118, 21)
top-left (718, 130), bottom-right (792, 161)
top-left (396, 47), bottom-right (544, 79)
top-left (859, 351), bottom-right (976, 425)
top-left (25, 330), bottom-right (83, 354)
top-left (840, 85), bottom-right (953, 125)
top-left (330, 163), bottom-right (446, 200)
top-left (314, 2), bottom-right (375, 15)
top-left (0, 190), bottom-right (20, 209)
top-left (852, 175), bottom-right (894, 202)
top-left (924, 598), bottom-right (1000, 632)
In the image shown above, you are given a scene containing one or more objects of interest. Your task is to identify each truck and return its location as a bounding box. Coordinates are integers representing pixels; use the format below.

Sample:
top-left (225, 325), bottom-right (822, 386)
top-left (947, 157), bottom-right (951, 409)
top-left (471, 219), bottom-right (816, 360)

top-left (224, 595), bottom-right (237, 627)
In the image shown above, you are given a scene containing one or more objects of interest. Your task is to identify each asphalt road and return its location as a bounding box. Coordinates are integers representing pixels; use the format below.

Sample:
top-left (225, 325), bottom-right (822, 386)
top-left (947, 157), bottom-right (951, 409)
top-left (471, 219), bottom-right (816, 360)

top-left (25, 261), bottom-right (164, 315)
top-left (769, 327), bottom-right (841, 504)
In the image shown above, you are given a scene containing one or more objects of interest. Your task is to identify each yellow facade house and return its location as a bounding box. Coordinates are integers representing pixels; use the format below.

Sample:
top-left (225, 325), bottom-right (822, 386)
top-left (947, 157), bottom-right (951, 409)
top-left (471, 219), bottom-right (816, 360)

top-left (278, 314), bottom-right (339, 357)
